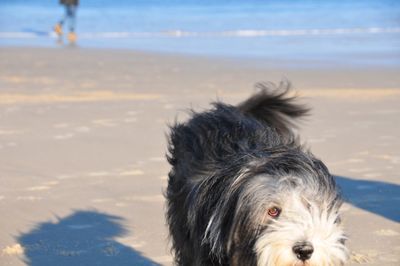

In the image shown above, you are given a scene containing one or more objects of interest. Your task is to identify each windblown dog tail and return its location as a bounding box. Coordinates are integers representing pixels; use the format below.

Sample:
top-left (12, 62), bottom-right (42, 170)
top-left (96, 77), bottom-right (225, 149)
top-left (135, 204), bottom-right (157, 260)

top-left (237, 81), bottom-right (310, 136)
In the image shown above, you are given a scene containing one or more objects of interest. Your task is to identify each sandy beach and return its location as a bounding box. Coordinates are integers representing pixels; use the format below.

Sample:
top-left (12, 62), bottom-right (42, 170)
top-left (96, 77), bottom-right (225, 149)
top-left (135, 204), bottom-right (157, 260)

top-left (0, 47), bottom-right (399, 265)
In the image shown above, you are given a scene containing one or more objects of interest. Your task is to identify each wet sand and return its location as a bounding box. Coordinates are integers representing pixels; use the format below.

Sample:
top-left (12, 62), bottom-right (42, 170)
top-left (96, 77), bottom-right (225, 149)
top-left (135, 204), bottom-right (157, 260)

top-left (0, 47), bottom-right (399, 265)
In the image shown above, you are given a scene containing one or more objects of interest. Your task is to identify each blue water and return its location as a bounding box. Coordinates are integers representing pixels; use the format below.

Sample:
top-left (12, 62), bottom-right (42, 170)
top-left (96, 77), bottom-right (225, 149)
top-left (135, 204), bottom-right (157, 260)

top-left (0, 0), bottom-right (399, 67)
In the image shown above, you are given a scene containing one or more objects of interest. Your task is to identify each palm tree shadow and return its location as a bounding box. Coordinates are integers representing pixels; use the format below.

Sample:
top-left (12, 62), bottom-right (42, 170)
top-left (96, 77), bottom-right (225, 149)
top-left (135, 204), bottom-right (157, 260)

top-left (335, 176), bottom-right (400, 222)
top-left (18, 210), bottom-right (161, 266)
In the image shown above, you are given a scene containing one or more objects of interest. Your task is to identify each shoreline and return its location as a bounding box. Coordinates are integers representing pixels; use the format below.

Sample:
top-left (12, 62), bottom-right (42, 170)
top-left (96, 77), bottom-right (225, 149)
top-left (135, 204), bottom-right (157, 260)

top-left (1, 44), bottom-right (400, 71)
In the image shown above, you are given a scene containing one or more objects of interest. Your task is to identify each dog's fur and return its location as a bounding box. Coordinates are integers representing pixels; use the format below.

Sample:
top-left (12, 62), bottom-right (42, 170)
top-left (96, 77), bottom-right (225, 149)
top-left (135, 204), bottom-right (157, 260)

top-left (166, 82), bottom-right (348, 266)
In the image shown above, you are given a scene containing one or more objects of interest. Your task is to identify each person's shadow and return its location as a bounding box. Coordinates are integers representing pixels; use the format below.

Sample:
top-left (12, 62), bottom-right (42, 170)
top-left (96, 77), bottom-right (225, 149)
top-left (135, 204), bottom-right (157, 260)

top-left (18, 210), bottom-right (161, 266)
top-left (335, 176), bottom-right (400, 222)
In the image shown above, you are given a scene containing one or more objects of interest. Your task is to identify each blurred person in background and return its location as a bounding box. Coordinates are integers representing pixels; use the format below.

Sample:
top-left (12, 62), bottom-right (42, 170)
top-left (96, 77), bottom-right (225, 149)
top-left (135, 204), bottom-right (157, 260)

top-left (54, 0), bottom-right (79, 44)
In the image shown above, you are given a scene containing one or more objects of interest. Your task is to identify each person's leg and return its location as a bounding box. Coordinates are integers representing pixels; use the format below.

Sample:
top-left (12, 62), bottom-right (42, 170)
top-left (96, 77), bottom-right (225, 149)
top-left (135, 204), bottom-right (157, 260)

top-left (66, 5), bottom-right (77, 32)
top-left (66, 5), bottom-right (78, 43)
top-left (59, 4), bottom-right (69, 26)
top-left (54, 4), bottom-right (68, 36)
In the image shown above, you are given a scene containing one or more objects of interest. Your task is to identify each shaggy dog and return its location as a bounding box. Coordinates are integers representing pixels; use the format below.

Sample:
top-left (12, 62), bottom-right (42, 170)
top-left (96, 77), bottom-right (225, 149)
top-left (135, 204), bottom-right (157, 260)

top-left (166, 82), bottom-right (348, 266)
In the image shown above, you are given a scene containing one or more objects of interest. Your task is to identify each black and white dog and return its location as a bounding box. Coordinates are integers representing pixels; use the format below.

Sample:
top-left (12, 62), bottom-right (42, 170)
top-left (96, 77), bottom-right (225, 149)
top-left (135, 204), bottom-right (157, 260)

top-left (166, 82), bottom-right (348, 266)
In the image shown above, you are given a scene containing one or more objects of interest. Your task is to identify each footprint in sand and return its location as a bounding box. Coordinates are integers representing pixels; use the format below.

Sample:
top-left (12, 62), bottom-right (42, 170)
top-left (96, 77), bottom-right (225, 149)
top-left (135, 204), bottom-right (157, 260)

top-left (153, 255), bottom-right (173, 264)
top-left (347, 158), bottom-right (365, 163)
top-left (25, 186), bottom-right (51, 191)
top-left (350, 251), bottom-right (372, 263)
top-left (53, 123), bottom-right (70, 129)
top-left (123, 117), bottom-right (137, 123)
top-left (121, 195), bottom-right (164, 203)
top-left (25, 181), bottom-right (59, 192)
top-left (1, 244), bottom-right (24, 256)
top-left (308, 138), bottom-right (326, 143)
top-left (74, 126), bottom-right (91, 133)
top-left (363, 172), bottom-right (382, 178)
top-left (92, 119), bottom-right (117, 127)
top-left (0, 129), bottom-right (23, 136)
top-left (374, 229), bottom-right (400, 237)
top-left (163, 104), bottom-right (174, 110)
top-left (53, 126), bottom-right (90, 140)
top-left (53, 133), bottom-right (75, 140)
top-left (87, 171), bottom-right (111, 177)
top-left (56, 174), bottom-right (76, 180)
top-left (149, 157), bottom-right (165, 162)
top-left (126, 111), bottom-right (139, 116)
top-left (118, 170), bottom-right (144, 176)
top-left (349, 168), bottom-right (373, 173)
top-left (375, 155), bottom-right (400, 164)
top-left (44, 181), bottom-right (59, 186)
top-left (115, 202), bottom-right (128, 207)
top-left (91, 198), bottom-right (114, 203)
top-left (17, 196), bottom-right (43, 201)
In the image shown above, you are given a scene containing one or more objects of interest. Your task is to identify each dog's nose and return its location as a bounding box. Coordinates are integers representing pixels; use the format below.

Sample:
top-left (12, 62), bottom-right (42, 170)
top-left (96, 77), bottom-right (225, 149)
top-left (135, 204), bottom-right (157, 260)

top-left (292, 241), bottom-right (314, 261)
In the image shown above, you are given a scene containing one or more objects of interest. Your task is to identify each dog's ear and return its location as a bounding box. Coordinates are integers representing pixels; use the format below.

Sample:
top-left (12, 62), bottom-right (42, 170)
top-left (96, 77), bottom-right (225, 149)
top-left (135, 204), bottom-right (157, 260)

top-left (237, 81), bottom-right (309, 136)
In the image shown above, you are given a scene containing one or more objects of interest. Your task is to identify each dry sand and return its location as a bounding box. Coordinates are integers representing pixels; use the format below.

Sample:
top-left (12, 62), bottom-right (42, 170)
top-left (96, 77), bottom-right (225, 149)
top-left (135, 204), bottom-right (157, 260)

top-left (0, 47), bottom-right (399, 265)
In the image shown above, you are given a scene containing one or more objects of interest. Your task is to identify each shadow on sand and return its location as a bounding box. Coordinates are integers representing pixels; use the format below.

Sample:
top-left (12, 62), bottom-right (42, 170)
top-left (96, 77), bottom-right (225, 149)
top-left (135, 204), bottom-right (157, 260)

top-left (335, 176), bottom-right (400, 223)
top-left (18, 210), bottom-right (160, 266)
top-left (17, 177), bottom-right (398, 265)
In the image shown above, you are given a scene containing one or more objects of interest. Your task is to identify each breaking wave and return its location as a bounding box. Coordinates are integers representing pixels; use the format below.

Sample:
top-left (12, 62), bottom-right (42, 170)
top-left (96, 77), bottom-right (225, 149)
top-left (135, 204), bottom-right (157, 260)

top-left (1, 27), bottom-right (399, 39)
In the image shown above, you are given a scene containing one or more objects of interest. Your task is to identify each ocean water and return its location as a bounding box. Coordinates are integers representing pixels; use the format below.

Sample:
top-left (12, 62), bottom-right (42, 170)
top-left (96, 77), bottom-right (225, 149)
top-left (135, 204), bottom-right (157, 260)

top-left (0, 0), bottom-right (399, 67)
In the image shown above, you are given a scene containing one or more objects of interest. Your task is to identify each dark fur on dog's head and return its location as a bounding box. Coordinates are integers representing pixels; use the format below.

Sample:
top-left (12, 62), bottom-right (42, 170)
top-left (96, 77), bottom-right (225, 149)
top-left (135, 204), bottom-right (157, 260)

top-left (166, 82), bottom-right (347, 266)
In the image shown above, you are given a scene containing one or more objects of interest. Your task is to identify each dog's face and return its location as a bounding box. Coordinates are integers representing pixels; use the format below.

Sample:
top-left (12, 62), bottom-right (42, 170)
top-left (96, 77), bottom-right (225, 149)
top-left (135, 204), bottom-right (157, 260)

top-left (247, 173), bottom-right (348, 266)
top-left (203, 154), bottom-right (348, 266)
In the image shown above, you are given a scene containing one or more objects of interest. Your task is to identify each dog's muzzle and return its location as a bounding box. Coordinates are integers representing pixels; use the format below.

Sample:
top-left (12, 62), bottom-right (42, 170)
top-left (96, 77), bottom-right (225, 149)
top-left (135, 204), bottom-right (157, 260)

top-left (292, 241), bottom-right (314, 261)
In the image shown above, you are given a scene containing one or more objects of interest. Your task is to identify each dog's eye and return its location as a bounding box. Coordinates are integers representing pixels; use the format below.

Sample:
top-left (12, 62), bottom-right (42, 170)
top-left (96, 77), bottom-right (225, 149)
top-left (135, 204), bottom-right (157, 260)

top-left (268, 207), bottom-right (281, 218)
